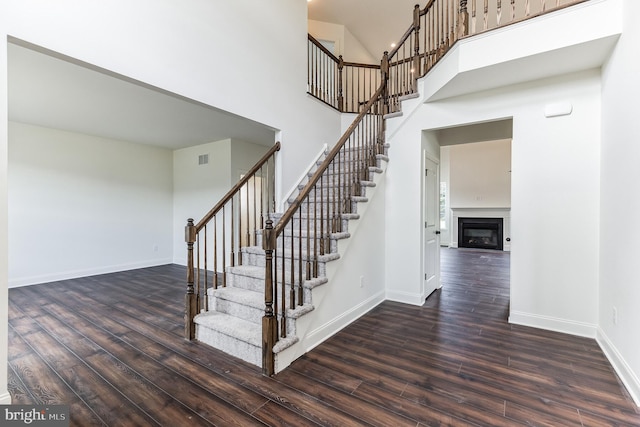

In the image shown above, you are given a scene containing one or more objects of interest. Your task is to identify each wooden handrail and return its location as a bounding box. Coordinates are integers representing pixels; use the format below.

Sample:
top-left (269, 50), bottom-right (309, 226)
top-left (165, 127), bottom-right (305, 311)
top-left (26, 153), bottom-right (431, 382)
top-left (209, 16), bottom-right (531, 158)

top-left (308, 34), bottom-right (380, 70)
top-left (342, 61), bottom-right (380, 69)
top-left (195, 142), bottom-right (281, 231)
top-left (308, 34), bottom-right (340, 62)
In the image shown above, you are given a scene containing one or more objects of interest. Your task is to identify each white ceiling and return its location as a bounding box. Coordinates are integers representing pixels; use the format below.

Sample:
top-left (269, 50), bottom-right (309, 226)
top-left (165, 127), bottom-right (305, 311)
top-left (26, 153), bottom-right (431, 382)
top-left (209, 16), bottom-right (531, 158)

top-left (8, 42), bottom-right (276, 150)
top-left (307, 0), bottom-right (421, 59)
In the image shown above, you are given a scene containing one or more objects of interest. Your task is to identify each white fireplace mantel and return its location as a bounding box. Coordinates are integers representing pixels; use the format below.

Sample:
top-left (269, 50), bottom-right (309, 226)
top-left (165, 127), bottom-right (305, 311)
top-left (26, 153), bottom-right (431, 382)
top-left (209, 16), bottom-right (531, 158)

top-left (451, 207), bottom-right (511, 251)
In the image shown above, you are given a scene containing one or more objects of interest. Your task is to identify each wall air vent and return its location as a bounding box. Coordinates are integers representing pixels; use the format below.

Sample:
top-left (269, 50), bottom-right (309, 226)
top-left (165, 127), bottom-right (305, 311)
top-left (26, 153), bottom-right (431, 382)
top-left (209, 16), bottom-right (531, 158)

top-left (198, 154), bottom-right (209, 165)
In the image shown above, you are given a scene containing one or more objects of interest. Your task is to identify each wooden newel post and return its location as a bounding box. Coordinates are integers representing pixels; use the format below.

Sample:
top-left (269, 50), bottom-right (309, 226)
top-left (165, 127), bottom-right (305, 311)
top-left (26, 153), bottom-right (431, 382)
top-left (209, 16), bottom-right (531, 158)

top-left (412, 4), bottom-right (421, 90)
top-left (457, 0), bottom-right (469, 39)
top-left (262, 219), bottom-right (277, 376)
top-left (381, 51), bottom-right (390, 115)
top-left (185, 218), bottom-right (198, 340)
top-left (338, 55), bottom-right (345, 112)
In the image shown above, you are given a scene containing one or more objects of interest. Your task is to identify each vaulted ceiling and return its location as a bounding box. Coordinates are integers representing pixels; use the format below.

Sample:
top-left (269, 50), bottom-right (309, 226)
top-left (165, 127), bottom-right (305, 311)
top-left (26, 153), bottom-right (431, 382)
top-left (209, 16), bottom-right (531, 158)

top-left (308, 0), bottom-right (424, 59)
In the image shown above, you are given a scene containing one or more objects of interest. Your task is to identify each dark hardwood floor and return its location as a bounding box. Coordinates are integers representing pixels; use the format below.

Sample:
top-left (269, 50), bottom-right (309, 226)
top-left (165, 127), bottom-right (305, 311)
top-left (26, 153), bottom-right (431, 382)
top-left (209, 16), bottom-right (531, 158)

top-left (8, 248), bottom-right (640, 426)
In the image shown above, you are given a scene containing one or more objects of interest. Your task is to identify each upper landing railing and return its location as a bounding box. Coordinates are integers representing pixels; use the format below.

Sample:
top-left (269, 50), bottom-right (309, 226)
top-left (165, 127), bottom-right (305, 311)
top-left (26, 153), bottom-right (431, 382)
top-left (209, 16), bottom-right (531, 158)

top-left (308, 0), bottom-right (587, 114)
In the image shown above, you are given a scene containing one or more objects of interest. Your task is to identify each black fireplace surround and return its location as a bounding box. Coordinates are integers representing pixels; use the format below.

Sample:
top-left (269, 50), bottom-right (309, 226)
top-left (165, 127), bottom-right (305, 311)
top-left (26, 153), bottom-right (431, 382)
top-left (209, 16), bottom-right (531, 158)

top-left (458, 217), bottom-right (503, 250)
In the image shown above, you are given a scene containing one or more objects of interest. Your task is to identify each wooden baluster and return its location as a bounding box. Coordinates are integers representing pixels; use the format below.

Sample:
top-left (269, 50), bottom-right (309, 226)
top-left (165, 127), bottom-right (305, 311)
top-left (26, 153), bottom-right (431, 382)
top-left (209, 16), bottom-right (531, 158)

top-left (422, 12), bottom-right (428, 72)
top-left (319, 174), bottom-right (325, 256)
top-left (203, 225), bottom-right (208, 311)
top-left (252, 175), bottom-right (257, 246)
top-left (232, 197), bottom-right (242, 267)
top-left (413, 4), bottom-right (421, 89)
top-left (381, 51), bottom-right (390, 115)
top-left (511, 0), bottom-right (516, 21)
top-left (222, 206), bottom-right (226, 287)
top-left (246, 178), bottom-right (250, 248)
top-left (281, 227), bottom-right (286, 338)
top-left (288, 196), bottom-right (295, 315)
top-left (306, 197), bottom-right (311, 280)
top-left (185, 218), bottom-right (197, 340)
top-left (313, 180), bottom-right (318, 277)
top-left (336, 153), bottom-right (342, 233)
top-left (525, 0), bottom-right (530, 16)
top-left (440, 1), bottom-right (445, 55)
top-left (272, 154), bottom-right (277, 214)
top-left (259, 166), bottom-right (264, 231)
top-left (497, 0), bottom-right (502, 26)
top-left (196, 233), bottom-right (201, 313)
top-left (428, 9), bottom-right (433, 69)
top-left (314, 43), bottom-right (317, 97)
top-left (483, 0), bottom-right (489, 30)
top-left (471, 0), bottom-right (477, 35)
top-left (338, 56), bottom-right (344, 112)
top-left (541, 0), bottom-right (546, 12)
top-left (262, 219), bottom-right (276, 376)
top-left (298, 205), bottom-right (303, 307)
top-left (213, 216), bottom-right (218, 289)
top-left (445, 0), bottom-right (450, 46)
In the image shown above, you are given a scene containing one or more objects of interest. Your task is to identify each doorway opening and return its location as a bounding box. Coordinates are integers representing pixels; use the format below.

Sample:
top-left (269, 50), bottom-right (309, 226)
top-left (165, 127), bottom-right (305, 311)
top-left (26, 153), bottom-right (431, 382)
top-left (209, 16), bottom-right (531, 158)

top-left (422, 119), bottom-right (513, 317)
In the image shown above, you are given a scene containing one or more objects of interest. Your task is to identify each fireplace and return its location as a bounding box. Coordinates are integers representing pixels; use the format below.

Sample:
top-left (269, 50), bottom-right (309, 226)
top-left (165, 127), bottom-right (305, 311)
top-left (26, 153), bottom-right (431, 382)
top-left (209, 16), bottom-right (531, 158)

top-left (458, 217), bottom-right (503, 250)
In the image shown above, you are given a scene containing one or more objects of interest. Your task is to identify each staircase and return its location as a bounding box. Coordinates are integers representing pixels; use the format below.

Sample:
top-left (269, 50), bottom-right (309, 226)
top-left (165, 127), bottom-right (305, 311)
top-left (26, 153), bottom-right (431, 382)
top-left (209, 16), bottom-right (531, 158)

top-left (182, 0), bottom-right (585, 376)
top-left (193, 144), bottom-right (389, 372)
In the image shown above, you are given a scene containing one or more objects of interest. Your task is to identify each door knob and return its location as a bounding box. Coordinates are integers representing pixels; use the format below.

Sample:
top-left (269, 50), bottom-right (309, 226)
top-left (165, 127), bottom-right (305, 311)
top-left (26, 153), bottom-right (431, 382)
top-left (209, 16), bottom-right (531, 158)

top-left (435, 230), bottom-right (441, 235)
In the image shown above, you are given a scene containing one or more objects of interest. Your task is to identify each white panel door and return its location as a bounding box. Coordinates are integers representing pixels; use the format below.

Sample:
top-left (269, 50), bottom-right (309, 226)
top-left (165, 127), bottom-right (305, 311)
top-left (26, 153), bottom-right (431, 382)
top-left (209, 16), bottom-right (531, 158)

top-left (424, 155), bottom-right (441, 298)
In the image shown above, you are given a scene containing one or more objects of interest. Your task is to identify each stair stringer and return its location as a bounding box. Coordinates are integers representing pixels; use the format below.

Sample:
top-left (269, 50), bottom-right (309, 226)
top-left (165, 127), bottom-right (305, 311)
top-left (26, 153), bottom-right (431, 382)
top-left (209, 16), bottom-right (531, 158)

top-left (385, 78), bottom-right (428, 140)
top-left (273, 156), bottom-right (388, 373)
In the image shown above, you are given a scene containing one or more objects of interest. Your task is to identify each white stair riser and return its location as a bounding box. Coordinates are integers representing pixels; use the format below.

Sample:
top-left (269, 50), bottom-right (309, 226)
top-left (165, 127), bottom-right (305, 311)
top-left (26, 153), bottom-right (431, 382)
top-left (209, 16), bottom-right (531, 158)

top-left (277, 235), bottom-right (339, 255)
top-left (195, 326), bottom-right (261, 367)
top-left (209, 295), bottom-right (263, 324)
top-left (239, 251), bottom-right (331, 274)
top-left (226, 266), bottom-right (327, 293)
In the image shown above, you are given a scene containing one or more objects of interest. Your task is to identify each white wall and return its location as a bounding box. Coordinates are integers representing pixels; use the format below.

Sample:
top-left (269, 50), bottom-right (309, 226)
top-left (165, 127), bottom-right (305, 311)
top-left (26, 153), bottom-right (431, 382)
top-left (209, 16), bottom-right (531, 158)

top-left (230, 139), bottom-right (270, 181)
top-left (449, 139), bottom-right (511, 208)
top-left (0, 24), bottom-right (9, 404)
top-left (173, 139), bottom-right (232, 264)
top-left (172, 139), bottom-right (268, 265)
top-left (8, 122), bottom-right (174, 286)
top-left (440, 146), bottom-right (451, 245)
top-left (386, 69), bottom-right (601, 340)
top-left (308, 20), bottom-right (378, 64)
top-left (3, 0), bottom-right (340, 202)
top-left (598, 0), bottom-right (640, 406)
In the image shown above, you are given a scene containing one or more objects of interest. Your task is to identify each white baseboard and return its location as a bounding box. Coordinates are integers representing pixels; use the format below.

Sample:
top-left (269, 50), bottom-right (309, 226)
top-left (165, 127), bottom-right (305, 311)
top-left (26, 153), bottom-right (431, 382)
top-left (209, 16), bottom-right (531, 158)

top-left (385, 289), bottom-right (426, 306)
top-left (0, 392), bottom-right (12, 404)
top-left (597, 328), bottom-right (640, 407)
top-left (304, 291), bottom-right (385, 353)
top-left (509, 311), bottom-right (597, 338)
top-left (8, 258), bottom-right (173, 288)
